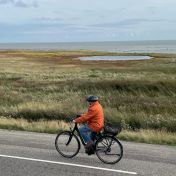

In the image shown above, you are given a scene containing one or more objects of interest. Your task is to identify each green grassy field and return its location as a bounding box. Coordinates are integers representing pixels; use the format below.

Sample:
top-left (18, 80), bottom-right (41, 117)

top-left (0, 50), bottom-right (176, 145)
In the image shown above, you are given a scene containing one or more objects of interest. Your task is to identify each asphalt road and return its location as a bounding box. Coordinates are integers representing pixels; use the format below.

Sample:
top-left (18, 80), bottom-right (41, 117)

top-left (0, 130), bottom-right (176, 176)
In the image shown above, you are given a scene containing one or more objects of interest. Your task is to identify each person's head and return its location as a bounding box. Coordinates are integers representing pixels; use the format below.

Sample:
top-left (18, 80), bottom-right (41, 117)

top-left (86, 95), bottom-right (98, 105)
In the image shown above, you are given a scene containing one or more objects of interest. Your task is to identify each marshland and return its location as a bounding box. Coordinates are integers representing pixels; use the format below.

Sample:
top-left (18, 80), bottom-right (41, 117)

top-left (0, 50), bottom-right (176, 145)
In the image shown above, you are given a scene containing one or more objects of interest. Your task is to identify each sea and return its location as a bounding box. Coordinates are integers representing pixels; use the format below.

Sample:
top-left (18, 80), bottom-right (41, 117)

top-left (0, 40), bottom-right (176, 53)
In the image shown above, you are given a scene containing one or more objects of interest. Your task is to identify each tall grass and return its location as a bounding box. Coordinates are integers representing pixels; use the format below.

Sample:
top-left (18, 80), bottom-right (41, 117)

top-left (119, 129), bottom-right (176, 146)
top-left (0, 117), bottom-right (68, 133)
top-left (0, 117), bottom-right (175, 145)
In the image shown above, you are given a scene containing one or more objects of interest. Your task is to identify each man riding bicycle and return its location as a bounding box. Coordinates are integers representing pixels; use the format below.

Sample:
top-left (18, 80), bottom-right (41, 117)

top-left (73, 95), bottom-right (104, 154)
top-left (55, 95), bottom-right (123, 163)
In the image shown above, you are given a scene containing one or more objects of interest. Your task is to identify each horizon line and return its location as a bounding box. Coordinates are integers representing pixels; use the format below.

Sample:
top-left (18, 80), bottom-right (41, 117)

top-left (1, 39), bottom-right (176, 44)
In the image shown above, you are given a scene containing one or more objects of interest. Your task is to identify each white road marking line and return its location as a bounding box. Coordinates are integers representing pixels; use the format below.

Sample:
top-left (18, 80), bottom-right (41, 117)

top-left (0, 154), bottom-right (137, 175)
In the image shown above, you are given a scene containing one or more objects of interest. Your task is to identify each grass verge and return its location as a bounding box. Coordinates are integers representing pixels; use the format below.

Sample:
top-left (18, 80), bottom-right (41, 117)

top-left (0, 117), bottom-right (176, 146)
top-left (119, 130), bottom-right (176, 146)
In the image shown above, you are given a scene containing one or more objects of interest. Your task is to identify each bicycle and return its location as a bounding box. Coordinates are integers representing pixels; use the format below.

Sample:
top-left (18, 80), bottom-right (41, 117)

top-left (55, 121), bottom-right (123, 164)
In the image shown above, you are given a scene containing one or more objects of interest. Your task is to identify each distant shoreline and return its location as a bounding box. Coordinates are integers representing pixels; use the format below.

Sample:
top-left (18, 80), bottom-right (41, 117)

top-left (1, 39), bottom-right (176, 44)
top-left (0, 40), bottom-right (176, 53)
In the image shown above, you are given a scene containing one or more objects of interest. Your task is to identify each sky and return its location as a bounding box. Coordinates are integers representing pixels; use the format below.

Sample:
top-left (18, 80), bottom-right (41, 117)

top-left (0, 0), bottom-right (176, 42)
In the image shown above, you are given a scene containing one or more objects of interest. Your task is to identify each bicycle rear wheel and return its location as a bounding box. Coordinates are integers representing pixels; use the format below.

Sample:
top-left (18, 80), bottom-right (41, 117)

top-left (55, 131), bottom-right (80, 158)
top-left (95, 136), bottom-right (123, 164)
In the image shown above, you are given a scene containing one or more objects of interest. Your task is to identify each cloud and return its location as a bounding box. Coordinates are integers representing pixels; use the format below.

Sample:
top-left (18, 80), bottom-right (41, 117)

top-left (35, 17), bottom-right (64, 23)
top-left (15, 0), bottom-right (30, 8)
top-left (92, 18), bottom-right (165, 28)
top-left (0, 0), bottom-right (38, 8)
top-left (15, 0), bottom-right (38, 8)
top-left (0, 0), bottom-right (14, 4)
top-left (0, 20), bottom-right (76, 34)
top-left (148, 6), bottom-right (157, 15)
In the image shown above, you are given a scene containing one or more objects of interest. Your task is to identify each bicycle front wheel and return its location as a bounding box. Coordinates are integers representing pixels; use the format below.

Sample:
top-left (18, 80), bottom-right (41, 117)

top-left (95, 136), bottom-right (123, 164)
top-left (55, 131), bottom-right (80, 158)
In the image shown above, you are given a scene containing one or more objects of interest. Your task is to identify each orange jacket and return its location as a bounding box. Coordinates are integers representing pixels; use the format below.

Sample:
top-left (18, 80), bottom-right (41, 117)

top-left (75, 101), bottom-right (104, 132)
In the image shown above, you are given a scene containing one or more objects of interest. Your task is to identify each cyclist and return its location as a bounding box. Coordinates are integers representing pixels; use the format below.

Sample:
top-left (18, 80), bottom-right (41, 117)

top-left (73, 95), bottom-right (104, 154)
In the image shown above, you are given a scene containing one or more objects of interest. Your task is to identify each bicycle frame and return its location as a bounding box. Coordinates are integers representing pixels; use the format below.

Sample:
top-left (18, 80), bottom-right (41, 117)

top-left (69, 123), bottom-right (87, 146)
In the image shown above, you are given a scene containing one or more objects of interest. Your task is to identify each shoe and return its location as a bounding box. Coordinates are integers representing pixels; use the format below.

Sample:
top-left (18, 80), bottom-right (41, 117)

top-left (85, 147), bottom-right (95, 155)
top-left (85, 141), bottom-right (95, 155)
top-left (87, 149), bottom-right (95, 155)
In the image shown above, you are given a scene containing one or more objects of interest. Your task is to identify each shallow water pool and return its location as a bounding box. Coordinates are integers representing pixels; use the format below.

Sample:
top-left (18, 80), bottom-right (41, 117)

top-left (79, 56), bottom-right (151, 61)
